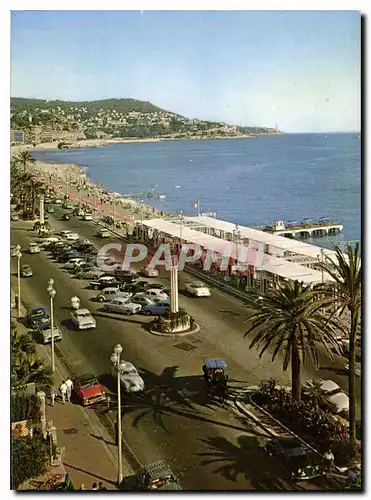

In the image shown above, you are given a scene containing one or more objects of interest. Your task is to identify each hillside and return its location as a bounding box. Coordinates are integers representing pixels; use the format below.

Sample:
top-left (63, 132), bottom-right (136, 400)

top-left (10, 97), bottom-right (281, 142)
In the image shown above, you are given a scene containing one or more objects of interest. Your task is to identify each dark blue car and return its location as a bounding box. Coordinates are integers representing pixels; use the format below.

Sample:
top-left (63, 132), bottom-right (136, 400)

top-left (142, 301), bottom-right (170, 316)
top-left (28, 307), bottom-right (51, 330)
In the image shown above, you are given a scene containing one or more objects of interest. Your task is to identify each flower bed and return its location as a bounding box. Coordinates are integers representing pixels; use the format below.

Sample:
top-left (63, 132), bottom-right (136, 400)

top-left (252, 379), bottom-right (360, 466)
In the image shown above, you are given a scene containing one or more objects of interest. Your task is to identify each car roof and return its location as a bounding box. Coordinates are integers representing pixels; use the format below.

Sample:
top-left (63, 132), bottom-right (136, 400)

top-left (119, 361), bottom-right (136, 371)
top-left (75, 308), bottom-right (91, 314)
top-left (192, 282), bottom-right (206, 287)
top-left (31, 306), bottom-right (45, 313)
top-left (142, 461), bottom-right (174, 480)
top-left (205, 358), bottom-right (227, 369)
top-left (101, 287), bottom-right (119, 292)
top-left (78, 373), bottom-right (98, 383)
top-left (320, 379), bottom-right (341, 392)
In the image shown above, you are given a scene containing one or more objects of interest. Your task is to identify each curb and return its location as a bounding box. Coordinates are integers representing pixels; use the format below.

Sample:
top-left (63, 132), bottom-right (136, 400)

top-left (150, 322), bottom-right (200, 337)
top-left (234, 398), bottom-right (280, 438)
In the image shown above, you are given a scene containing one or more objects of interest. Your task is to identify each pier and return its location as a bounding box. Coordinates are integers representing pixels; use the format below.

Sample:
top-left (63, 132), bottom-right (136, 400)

top-left (263, 220), bottom-right (343, 239)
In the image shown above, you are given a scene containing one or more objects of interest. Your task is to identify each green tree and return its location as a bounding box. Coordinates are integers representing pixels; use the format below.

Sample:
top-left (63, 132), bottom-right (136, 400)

top-left (244, 280), bottom-right (341, 401)
top-left (15, 151), bottom-right (36, 173)
top-left (12, 436), bottom-right (48, 489)
top-left (319, 243), bottom-right (361, 451)
top-left (11, 327), bottom-right (36, 360)
top-left (12, 352), bottom-right (52, 391)
top-left (302, 378), bottom-right (326, 411)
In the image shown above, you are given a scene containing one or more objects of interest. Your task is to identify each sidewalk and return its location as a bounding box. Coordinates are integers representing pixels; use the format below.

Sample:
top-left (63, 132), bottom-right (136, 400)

top-left (11, 290), bottom-right (134, 490)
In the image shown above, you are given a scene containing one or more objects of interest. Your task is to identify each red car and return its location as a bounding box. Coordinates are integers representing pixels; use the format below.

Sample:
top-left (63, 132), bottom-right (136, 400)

top-left (74, 373), bottom-right (106, 406)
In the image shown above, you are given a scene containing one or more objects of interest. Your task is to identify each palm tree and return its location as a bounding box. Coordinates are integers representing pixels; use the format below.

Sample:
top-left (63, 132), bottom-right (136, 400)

top-left (12, 352), bottom-right (52, 390)
top-left (11, 327), bottom-right (36, 359)
top-left (16, 151), bottom-right (36, 173)
top-left (319, 243), bottom-right (361, 451)
top-left (302, 378), bottom-right (326, 411)
top-left (244, 280), bottom-right (342, 401)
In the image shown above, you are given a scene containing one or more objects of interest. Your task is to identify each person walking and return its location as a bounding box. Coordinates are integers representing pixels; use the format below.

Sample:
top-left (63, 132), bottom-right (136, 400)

top-left (65, 377), bottom-right (74, 402)
top-left (323, 448), bottom-right (335, 473)
top-left (59, 381), bottom-right (68, 404)
top-left (50, 385), bottom-right (57, 406)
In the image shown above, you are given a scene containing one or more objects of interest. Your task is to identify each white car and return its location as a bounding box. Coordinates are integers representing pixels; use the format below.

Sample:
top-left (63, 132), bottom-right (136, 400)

top-left (131, 294), bottom-right (155, 307)
top-left (185, 282), bottom-right (211, 297)
top-left (65, 232), bottom-right (79, 241)
top-left (28, 242), bottom-right (41, 254)
top-left (140, 266), bottom-right (159, 277)
top-left (83, 214), bottom-right (93, 221)
top-left (59, 230), bottom-right (72, 237)
top-left (71, 308), bottom-right (96, 330)
top-left (142, 289), bottom-right (169, 302)
top-left (55, 199), bottom-right (63, 204)
top-left (96, 287), bottom-right (132, 303)
top-left (76, 268), bottom-right (105, 280)
top-left (110, 361), bottom-right (144, 392)
top-left (40, 236), bottom-right (60, 246)
top-left (64, 258), bottom-right (86, 270)
top-left (102, 298), bottom-right (142, 315)
top-left (38, 325), bottom-right (63, 344)
top-left (96, 228), bottom-right (110, 238)
top-left (305, 379), bottom-right (349, 414)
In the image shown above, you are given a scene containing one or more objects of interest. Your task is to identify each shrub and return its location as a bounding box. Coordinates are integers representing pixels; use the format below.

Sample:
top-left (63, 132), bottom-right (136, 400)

top-left (12, 393), bottom-right (40, 423)
top-left (12, 436), bottom-right (48, 489)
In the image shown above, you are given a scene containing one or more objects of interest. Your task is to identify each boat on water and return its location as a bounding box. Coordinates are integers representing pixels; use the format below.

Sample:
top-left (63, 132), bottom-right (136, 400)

top-left (261, 218), bottom-right (343, 239)
top-left (158, 193), bottom-right (166, 199)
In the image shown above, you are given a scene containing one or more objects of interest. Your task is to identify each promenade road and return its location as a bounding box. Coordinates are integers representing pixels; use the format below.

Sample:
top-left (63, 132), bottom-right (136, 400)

top-left (10, 210), bottom-right (357, 490)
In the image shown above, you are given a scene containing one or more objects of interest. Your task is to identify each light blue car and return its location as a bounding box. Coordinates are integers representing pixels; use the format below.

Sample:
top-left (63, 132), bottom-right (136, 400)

top-left (142, 300), bottom-right (170, 316)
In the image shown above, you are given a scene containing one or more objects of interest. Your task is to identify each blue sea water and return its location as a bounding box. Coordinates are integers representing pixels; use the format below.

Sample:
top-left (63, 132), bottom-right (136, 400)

top-left (33, 133), bottom-right (361, 250)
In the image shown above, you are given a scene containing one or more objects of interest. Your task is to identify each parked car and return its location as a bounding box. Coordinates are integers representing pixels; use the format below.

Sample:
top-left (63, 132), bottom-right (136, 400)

top-left (142, 289), bottom-right (169, 302)
top-left (131, 294), bottom-right (156, 308)
top-left (142, 301), bottom-right (170, 316)
top-left (27, 307), bottom-right (51, 330)
top-left (304, 379), bottom-right (349, 414)
top-left (124, 281), bottom-right (150, 294)
top-left (21, 264), bottom-right (33, 277)
top-left (28, 242), bottom-right (41, 254)
top-left (265, 438), bottom-right (325, 481)
top-left (82, 213), bottom-right (93, 221)
top-left (114, 267), bottom-right (138, 279)
top-left (76, 268), bottom-right (104, 280)
top-left (71, 308), bottom-right (96, 330)
top-left (96, 228), bottom-right (110, 238)
top-left (36, 325), bottom-right (63, 344)
top-left (65, 232), bottom-right (80, 241)
top-left (110, 361), bottom-right (144, 392)
top-left (41, 236), bottom-right (60, 247)
top-left (139, 266), bottom-right (159, 278)
top-left (73, 373), bottom-right (106, 406)
top-left (89, 276), bottom-right (126, 290)
top-left (96, 287), bottom-right (132, 303)
top-left (102, 298), bottom-right (141, 315)
top-left (64, 258), bottom-right (86, 270)
top-left (46, 206), bottom-right (54, 213)
top-left (185, 282), bottom-right (211, 297)
top-left (58, 251), bottom-right (81, 263)
top-left (136, 461), bottom-right (181, 491)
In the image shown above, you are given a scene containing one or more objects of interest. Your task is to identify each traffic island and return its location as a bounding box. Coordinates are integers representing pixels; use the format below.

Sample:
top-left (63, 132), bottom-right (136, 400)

top-left (150, 309), bottom-right (200, 337)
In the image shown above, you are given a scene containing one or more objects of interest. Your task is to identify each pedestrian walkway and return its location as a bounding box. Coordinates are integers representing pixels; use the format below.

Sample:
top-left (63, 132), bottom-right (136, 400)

top-left (11, 291), bottom-right (134, 490)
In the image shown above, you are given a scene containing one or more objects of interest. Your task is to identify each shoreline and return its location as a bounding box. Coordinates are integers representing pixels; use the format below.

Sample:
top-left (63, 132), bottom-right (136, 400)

top-left (10, 133), bottom-right (282, 155)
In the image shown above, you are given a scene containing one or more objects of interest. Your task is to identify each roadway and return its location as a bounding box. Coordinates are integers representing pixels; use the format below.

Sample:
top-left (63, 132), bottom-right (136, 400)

top-left (10, 208), bottom-right (356, 490)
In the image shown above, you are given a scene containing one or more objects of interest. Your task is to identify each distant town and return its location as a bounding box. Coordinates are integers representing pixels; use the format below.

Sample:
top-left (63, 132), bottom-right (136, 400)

top-left (10, 97), bottom-right (281, 145)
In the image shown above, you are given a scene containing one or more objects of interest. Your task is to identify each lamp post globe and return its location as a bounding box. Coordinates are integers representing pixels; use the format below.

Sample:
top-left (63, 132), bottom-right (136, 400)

top-left (110, 353), bottom-right (118, 365)
top-left (114, 344), bottom-right (123, 355)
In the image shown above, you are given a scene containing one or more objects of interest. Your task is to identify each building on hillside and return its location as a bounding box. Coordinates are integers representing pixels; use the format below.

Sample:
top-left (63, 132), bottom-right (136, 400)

top-left (10, 130), bottom-right (25, 144)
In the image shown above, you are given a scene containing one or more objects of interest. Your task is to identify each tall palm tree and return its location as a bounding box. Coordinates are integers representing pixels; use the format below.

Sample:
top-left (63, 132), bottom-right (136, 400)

top-left (319, 243), bottom-right (361, 451)
top-left (244, 280), bottom-right (342, 401)
top-left (16, 151), bottom-right (36, 173)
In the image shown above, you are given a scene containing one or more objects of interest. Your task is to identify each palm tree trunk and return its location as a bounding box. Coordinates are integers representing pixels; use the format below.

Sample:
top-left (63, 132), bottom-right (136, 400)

top-left (348, 310), bottom-right (358, 450)
top-left (291, 337), bottom-right (301, 401)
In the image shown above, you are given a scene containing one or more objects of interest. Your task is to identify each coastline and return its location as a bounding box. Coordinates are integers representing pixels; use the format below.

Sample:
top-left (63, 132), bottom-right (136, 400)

top-left (10, 132), bottom-right (282, 155)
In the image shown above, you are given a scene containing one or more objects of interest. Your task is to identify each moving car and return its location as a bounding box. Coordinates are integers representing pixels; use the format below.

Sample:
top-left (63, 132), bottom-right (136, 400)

top-left (73, 373), bottom-right (106, 406)
top-left (110, 361), bottom-right (144, 392)
top-left (185, 282), bottom-right (211, 297)
top-left (142, 300), bottom-right (170, 316)
top-left (71, 308), bottom-right (96, 330)
top-left (59, 230), bottom-right (72, 237)
top-left (27, 307), bottom-right (51, 330)
top-left (46, 206), bottom-right (54, 213)
top-left (89, 276), bottom-right (126, 290)
top-left (96, 228), bottom-right (110, 238)
top-left (82, 213), bottom-right (93, 221)
top-left (21, 264), bottom-right (33, 277)
top-left (102, 297), bottom-right (141, 315)
top-left (137, 461), bottom-right (181, 491)
top-left (96, 287), bottom-right (132, 303)
top-left (28, 242), bottom-right (41, 254)
top-left (36, 324), bottom-right (63, 344)
top-left (304, 379), bottom-right (349, 414)
top-left (265, 438), bottom-right (325, 481)
top-left (139, 266), bottom-right (159, 278)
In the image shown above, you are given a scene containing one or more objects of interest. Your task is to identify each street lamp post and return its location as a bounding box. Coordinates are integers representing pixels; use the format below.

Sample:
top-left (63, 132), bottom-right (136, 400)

top-left (233, 225), bottom-right (241, 285)
top-left (140, 200), bottom-right (144, 242)
top-left (47, 279), bottom-right (56, 373)
top-left (320, 248), bottom-right (325, 283)
top-left (110, 344), bottom-right (123, 486)
top-left (178, 210), bottom-right (184, 246)
top-left (15, 245), bottom-right (22, 318)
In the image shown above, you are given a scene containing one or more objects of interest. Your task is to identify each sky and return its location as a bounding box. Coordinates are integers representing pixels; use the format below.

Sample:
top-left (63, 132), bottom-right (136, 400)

top-left (10, 10), bottom-right (361, 133)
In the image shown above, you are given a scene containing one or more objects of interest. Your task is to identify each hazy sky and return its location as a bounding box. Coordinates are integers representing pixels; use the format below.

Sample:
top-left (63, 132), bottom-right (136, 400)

top-left (11, 10), bottom-right (360, 132)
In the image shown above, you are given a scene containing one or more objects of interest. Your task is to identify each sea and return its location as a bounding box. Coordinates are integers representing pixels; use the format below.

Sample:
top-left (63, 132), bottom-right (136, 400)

top-left (33, 133), bottom-right (361, 250)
